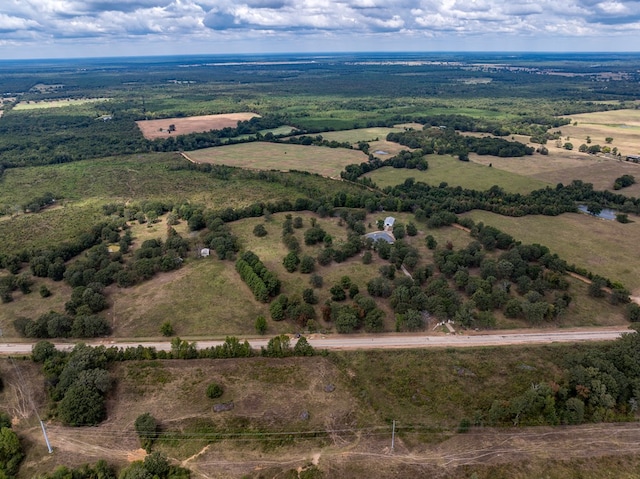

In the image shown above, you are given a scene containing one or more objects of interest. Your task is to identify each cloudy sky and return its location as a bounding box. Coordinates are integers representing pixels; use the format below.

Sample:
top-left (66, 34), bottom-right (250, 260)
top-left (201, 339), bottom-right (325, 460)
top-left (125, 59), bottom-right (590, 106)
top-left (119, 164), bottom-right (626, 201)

top-left (1, 0), bottom-right (640, 59)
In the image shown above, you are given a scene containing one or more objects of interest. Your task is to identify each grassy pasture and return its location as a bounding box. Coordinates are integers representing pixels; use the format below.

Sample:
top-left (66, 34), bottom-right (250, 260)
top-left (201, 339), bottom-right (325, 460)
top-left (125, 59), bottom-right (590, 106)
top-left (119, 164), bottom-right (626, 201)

top-left (13, 98), bottom-right (109, 110)
top-left (0, 153), bottom-right (229, 205)
top-left (468, 109), bottom-right (640, 194)
top-left (233, 125), bottom-right (296, 140)
top-left (185, 142), bottom-right (368, 178)
top-left (301, 126), bottom-right (420, 159)
top-left (364, 154), bottom-right (549, 192)
top-left (562, 109), bottom-right (640, 157)
top-left (110, 258), bottom-right (281, 338)
top-left (464, 210), bottom-right (640, 294)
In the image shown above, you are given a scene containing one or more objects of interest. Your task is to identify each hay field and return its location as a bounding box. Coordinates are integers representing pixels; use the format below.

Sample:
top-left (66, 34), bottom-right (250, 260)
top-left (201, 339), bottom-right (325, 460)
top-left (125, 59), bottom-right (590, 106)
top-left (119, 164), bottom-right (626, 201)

top-left (185, 142), bottom-right (368, 178)
top-left (136, 112), bottom-right (259, 139)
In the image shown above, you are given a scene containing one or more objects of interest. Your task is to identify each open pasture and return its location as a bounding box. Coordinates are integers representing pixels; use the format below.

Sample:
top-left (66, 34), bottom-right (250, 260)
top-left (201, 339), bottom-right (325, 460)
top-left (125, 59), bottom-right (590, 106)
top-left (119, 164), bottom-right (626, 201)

top-left (13, 98), bottom-right (109, 110)
top-left (464, 210), bottom-right (640, 294)
top-left (364, 154), bottom-right (549, 193)
top-left (185, 142), bottom-right (368, 178)
top-left (109, 259), bottom-right (281, 338)
top-left (562, 109), bottom-right (640, 157)
top-left (136, 112), bottom-right (259, 139)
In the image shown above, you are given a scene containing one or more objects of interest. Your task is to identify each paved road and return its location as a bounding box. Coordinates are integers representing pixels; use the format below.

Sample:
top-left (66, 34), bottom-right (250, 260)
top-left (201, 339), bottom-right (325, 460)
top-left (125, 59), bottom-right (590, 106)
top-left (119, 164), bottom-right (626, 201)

top-left (0, 328), bottom-right (633, 355)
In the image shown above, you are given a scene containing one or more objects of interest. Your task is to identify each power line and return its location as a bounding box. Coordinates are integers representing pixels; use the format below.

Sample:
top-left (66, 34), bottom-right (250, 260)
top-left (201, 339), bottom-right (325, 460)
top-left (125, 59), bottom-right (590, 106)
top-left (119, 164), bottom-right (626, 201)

top-left (9, 357), bottom-right (53, 453)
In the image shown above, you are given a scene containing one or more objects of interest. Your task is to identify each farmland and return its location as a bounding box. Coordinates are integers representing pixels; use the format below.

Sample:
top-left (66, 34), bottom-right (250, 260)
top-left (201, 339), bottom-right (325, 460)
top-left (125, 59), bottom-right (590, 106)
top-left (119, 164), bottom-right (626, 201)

top-left (136, 112), bottom-right (259, 139)
top-left (1, 52), bottom-right (640, 479)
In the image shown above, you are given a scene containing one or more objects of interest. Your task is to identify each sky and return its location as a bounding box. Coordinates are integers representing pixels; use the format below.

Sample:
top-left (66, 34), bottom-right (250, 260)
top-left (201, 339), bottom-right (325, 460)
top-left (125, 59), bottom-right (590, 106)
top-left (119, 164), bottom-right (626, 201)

top-left (1, 0), bottom-right (640, 59)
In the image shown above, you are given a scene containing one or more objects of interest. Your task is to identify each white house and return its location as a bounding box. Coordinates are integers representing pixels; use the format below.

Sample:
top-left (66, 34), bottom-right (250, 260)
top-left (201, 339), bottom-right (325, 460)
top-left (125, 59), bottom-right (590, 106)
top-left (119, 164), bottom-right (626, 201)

top-left (200, 248), bottom-right (210, 257)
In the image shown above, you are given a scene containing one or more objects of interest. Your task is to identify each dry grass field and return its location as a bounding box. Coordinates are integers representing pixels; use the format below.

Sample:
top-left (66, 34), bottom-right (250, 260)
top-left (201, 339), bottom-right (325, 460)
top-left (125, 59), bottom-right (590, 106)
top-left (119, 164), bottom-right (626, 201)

top-left (136, 113), bottom-right (259, 140)
top-left (13, 98), bottom-right (109, 110)
top-left (185, 142), bottom-right (368, 178)
top-left (9, 351), bottom-right (640, 479)
top-left (562, 109), bottom-right (640, 157)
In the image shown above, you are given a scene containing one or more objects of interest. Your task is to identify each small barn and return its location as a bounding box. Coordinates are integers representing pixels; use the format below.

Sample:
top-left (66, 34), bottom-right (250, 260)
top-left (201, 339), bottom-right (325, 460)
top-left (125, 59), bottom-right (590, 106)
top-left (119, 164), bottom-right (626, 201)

top-left (200, 248), bottom-right (210, 257)
top-left (384, 217), bottom-right (395, 229)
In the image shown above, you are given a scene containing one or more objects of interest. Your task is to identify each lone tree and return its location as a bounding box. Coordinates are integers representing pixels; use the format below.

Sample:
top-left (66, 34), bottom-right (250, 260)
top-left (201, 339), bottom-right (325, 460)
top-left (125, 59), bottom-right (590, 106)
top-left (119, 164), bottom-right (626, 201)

top-left (134, 413), bottom-right (158, 452)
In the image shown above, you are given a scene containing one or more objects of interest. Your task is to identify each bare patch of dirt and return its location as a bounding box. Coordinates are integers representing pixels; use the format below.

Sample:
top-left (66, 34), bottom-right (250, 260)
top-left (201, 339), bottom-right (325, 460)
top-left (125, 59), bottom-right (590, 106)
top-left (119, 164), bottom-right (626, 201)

top-left (136, 113), bottom-right (259, 140)
top-left (127, 448), bottom-right (147, 462)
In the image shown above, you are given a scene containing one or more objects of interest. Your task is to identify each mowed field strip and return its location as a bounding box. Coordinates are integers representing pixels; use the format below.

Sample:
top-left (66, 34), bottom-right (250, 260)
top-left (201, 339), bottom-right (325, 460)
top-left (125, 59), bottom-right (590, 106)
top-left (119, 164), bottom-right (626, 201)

top-left (185, 142), bottom-right (368, 178)
top-left (136, 112), bottom-right (259, 139)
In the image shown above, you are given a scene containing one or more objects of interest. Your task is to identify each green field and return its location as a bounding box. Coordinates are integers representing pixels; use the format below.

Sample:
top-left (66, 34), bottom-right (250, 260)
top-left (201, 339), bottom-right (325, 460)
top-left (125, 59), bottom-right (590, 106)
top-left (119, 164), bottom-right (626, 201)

top-left (186, 142), bottom-right (368, 178)
top-left (364, 154), bottom-right (550, 192)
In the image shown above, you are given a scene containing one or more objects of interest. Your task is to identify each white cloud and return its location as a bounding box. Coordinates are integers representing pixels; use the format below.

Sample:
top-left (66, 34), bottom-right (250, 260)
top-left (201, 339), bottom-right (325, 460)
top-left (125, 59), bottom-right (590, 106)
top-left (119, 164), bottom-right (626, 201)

top-left (1, 0), bottom-right (640, 56)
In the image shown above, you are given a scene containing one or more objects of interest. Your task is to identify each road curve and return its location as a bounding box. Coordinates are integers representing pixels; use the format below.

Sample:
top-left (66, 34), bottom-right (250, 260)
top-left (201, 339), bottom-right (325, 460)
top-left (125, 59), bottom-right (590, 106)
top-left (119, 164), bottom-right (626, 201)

top-left (0, 328), bottom-right (633, 355)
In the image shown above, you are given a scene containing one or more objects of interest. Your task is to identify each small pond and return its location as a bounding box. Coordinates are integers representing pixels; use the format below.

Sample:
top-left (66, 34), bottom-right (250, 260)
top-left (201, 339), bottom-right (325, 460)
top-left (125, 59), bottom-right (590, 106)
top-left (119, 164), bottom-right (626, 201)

top-left (577, 205), bottom-right (617, 220)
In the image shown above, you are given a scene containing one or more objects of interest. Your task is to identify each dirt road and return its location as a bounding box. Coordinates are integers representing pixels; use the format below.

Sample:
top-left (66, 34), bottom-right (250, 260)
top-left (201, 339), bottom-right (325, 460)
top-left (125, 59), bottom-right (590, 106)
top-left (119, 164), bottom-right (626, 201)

top-left (0, 328), bottom-right (633, 355)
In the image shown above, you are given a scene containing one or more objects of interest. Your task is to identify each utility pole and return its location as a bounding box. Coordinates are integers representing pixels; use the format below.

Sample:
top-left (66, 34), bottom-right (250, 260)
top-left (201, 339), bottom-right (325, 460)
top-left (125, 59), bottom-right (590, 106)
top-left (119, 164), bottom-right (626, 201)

top-left (391, 420), bottom-right (396, 452)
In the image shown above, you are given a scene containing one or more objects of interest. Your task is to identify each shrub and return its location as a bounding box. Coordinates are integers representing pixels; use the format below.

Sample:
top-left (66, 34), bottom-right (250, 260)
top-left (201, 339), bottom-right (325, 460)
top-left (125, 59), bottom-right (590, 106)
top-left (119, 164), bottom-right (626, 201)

top-left (255, 315), bottom-right (267, 334)
top-left (330, 284), bottom-right (346, 301)
top-left (310, 274), bottom-right (323, 288)
top-left (299, 255), bottom-right (316, 274)
top-left (303, 288), bottom-right (318, 305)
top-left (283, 252), bottom-right (300, 273)
top-left (457, 418), bottom-right (471, 433)
top-left (206, 383), bottom-right (224, 399)
top-left (253, 224), bottom-right (268, 237)
top-left (160, 321), bottom-right (174, 337)
top-left (627, 303), bottom-right (640, 322)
